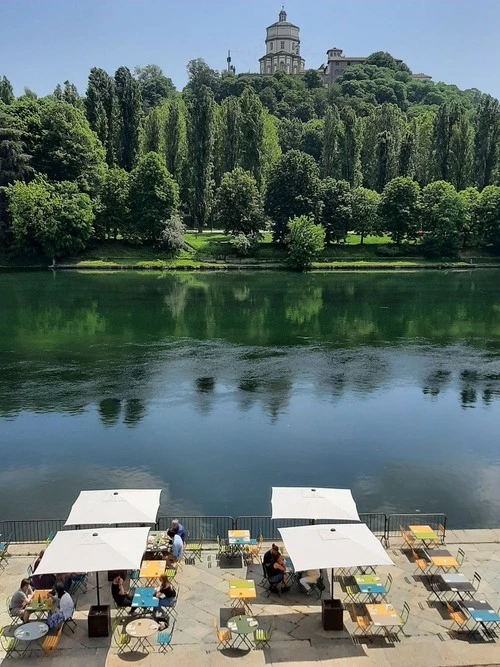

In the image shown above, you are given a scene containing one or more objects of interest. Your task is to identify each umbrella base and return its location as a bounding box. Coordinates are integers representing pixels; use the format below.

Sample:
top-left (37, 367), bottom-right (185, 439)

top-left (322, 599), bottom-right (344, 631)
top-left (88, 605), bottom-right (110, 637)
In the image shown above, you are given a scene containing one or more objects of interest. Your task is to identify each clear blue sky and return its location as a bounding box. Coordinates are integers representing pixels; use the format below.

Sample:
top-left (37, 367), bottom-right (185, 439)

top-left (2, 0), bottom-right (499, 99)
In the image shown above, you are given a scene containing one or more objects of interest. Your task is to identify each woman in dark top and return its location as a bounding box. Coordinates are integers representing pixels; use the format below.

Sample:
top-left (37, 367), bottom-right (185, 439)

top-left (154, 575), bottom-right (176, 608)
top-left (111, 574), bottom-right (133, 607)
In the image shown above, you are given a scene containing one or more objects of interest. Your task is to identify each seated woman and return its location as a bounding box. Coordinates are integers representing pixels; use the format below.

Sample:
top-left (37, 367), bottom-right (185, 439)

top-left (153, 575), bottom-right (176, 617)
top-left (31, 550), bottom-right (56, 590)
top-left (46, 584), bottom-right (74, 628)
top-left (265, 553), bottom-right (290, 594)
top-left (111, 573), bottom-right (133, 608)
top-left (9, 579), bottom-right (33, 623)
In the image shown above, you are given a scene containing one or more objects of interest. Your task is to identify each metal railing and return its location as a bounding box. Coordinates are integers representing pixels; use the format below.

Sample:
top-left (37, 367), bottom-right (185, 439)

top-left (1, 512), bottom-right (446, 545)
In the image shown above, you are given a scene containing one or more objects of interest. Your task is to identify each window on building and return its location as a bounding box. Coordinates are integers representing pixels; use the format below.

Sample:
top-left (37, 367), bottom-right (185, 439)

top-left (270, 42), bottom-right (273, 50)
top-left (281, 41), bottom-right (285, 49)
top-left (335, 69), bottom-right (339, 75)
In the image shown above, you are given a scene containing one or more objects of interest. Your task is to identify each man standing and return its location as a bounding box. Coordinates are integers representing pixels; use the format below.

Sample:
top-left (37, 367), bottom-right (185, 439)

top-left (171, 519), bottom-right (186, 542)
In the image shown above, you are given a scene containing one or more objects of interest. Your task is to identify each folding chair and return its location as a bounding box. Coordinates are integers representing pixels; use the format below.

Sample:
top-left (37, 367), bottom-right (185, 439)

top-left (112, 619), bottom-right (131, 654)
top-left (216, 535), bottom-right (230, 559)
top-left (0, 626), bottom-right (21, 658)
top-left (446, 601), bottom-right (471, 633)
top-left (382, 573), bottom-right (393, 601)
top-left (354, 610), bottom-right (373, 636)
top-left (185, 533), bottom-right (204, 563)
top-left (437, 523), bottom-right (446, 545)
top-left (63, 598), bottom-right (77, 634)
top-left (157, 620), bottom-right (175, 653)
top-left (244, 534), bottom-right (264, 565)
top-left (455, 548), bottom-right (465, 570)
top-left (411, 548), bottom-right (429, 577)
top-left (254, 616), bottom-right (274, 649)
top-left (213, 617), bottom-right (232, 649)
top-left (45, 531), bottom-right (55, 546)
top-left (5, 597), bottom-right (22, 626)
top-left (467, 572), bottom-right (481, 598)
top-left (113, 599), bottom-right (129, 620)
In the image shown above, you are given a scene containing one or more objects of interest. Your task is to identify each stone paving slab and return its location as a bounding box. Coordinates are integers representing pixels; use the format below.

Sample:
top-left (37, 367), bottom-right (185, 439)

top-left (2, 530), bottom-right (500, 666)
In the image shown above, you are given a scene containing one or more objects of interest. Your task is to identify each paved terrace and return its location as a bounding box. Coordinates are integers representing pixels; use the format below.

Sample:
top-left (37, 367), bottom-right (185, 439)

top-left (1, 529), bottom-right (500, 667)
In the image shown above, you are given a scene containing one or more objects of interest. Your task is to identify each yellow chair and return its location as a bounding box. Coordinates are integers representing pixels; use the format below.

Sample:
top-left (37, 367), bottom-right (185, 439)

top-left (354, 612), bottom-right (372, 635)
top-left (213, 617), bottom-right (232, 649)
top-left (446, 601), bottom-right (470, 632)
top-left (244, 535), bottom-right (263, 564)
top-left (411, 548), bottom-right (429, 576)
top-left (112, 620), bottom-right (131, 654)
top-left (40, 625), bottom-right (63, 657)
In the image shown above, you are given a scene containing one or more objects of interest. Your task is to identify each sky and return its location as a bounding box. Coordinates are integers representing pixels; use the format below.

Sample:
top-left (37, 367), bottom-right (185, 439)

top-left (1, 0), bottom-right (500, 99)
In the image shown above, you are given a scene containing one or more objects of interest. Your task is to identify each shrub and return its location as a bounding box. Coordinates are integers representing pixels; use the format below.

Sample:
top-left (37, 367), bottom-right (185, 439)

top-left (230, 233), bottom-right (259, 257)
top-left (157, 214), bottom-right (187, 253)
top-left (285, 215), bottom-right (325, 271)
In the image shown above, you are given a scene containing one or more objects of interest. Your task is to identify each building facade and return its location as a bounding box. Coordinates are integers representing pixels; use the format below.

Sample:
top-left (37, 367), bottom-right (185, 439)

top-left (259, 7), bottom-right (305, 76)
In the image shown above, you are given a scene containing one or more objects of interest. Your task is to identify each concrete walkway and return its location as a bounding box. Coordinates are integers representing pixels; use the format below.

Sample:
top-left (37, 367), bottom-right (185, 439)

top-left (1, 529), bottom-right (500, 666)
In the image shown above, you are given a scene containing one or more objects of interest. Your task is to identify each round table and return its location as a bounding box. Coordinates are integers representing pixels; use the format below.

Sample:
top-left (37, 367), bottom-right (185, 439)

top-left (227, 615), bottom-right (259, 649)
top-left (125, 618), bottom-right (159, 651)
top-left (14, 622), bottom-right (49, 642)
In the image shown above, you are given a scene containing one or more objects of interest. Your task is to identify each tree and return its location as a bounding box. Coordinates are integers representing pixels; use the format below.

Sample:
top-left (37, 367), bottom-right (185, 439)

top-left (449, 112), bottom-right (473, 191)
top-left (433, 101), bottom-right (464, 181)
top-left (158, 214), bottom-right (186, 252)
top-left (476, 185), bottom-right (500, 248)
top-left (458, 186), bottom-right (481, 249)
top-left (265, 150), bottom-right (320, 242)
top-left (339, 107), bottom-right (362, 186)
top-left (375, 130), bottom-right (393, 192)
top-left (134, 65), bottom-right (175, 112)
top-left (419, 181), bottom-right (465, 257)
top-left (115, 66), bottom-right (142, 171)
top-left (85, 67), bottom-right (118, 166)
top-left (352, 187), bottom-right (381, 243)
top-left (62, 81), bottom-right (81, 108)
top-left (379, 177), bottom-right (420, 244)
top-left (185, 59), bottom-right (220, 96)
top-left (214, 168), bottom-right (263, 236)
top-left (303, 70), bottom-right (324, 89)
top-left (414, 112), bottom-right (434, 186)
top-left (320, 178), bottom-right (352, 243)
top-left (32, 100), bottom-right (106, 195)
top-left (143, 106), bottom-right (164, 154)
top-left (163, 96), bottom-right (187, 185)
top-left (398, 127), bottom-right (415, 178)
top-left (321, 105), bottom-right (340, 178)
top-left (473, 95), bottom-right (500, 190)
top-left (0, 109), bottom-right (31, 186)
top-left (129, 152), bottom-right (179, 241)
top-left (278, 118), bottom-right (304, 153)
top-left (302, 120), bottom-right (324, 162)
top-left (366, 52), bottom-right (403, 71)
top-left (186, 85), bottom-right (216, 231)
top-left (239, 88), bottom-right (265, 188)
top-left (0, 76), bottom-right (14, 104)
top-left (261, 112), bottom-right (281, 184)
top-left (95, 167), bottom-right (130, 239)
top-left (285, 215), bottom-right (325, 271)
top-left (217, 96), bottom-right (241, 176)
top-left (7, 177), bottom-right (94, 258)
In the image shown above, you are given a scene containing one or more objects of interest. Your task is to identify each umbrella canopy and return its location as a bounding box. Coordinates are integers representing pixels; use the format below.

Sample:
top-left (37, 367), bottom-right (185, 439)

top-left (271, 487), bottom-right (360, 521)
top-left (278, 523), bottom-right (394, 572)
top-left (64, 489), bottom-right (161, 526)
top-left (34, 527), bottom-right (149, 576)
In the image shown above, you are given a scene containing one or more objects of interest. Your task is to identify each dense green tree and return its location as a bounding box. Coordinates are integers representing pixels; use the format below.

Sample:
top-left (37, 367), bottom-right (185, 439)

top-left (419, 181), bottom-right (465, 257)
top-left (476, 185), bottom-right (500, 247)
top-left (158, 214), bottom-right (186, 252)
top-left (265, 150), bottom-right (320, 242)
top-left (261, 112), bottom-right (281, 183)
top-left (458, 186), bottom-right (481, 249)
top-left (285, 215), bottom-right (325, 271)
top-left (352, 187), bottom-right (381, 243)
top-left (85, 68), bottom-right (117, 166)
top-left (7, 177), bottom-right (94, 258)
top-left (62, 81), bottom-right (81, 108)
top-left (21, 87), bottom-right (37, 100)
top-left (449, 112), bottom-right (473, 190)
top-left (94, 167), bottom-right (130, 239)
top-left (0, 108), bottom-right (31, 187)
top-left (214, 167), bottom-right (263, 236)
top-left (134, 65), bottom-right (175, 112)
top-left (217, 96), bottom-right (241, 177)
top-left (339, 107), bottom-right (362, 186)
top-left (433, 101), bottom-right (464, 181)
top-left (398, 126), bottom-right (415, 178)
top-left (375, 130), bottom-right (393, 192)
top-left (365, 51), bottom-right (409, 72)
top-left (302, 120), bottom-right (324, 162)
top-left (278, 118), bottom-right (304, 153)
top-left (319, 178), bottom-right (352, 243)
top-left (163, 96), bottom-right (187, 185)
top-left (413, 112), bottom-right (434, 185)
top-left (473, 95), bottom-right (500, 190)
top-left (143, 106), bottom-right (164, 154)
top-left (115, 66), bottom-right (142, 171)
top-left (303, 70), bottom-right (324, 89)
top-left (239, 88), bottom-right (265, 188)
top-left (32, 100), bottom-right (106, 195)
top-left (379, 176), bottom-right (420, 244)
top-left (129, 152), bottom-right (179, 241)
top-left (321, 105), bottom-right (341, 178)
top-left (186, 85), bottom-right (216, 231)
top-left (0, 76), bottom-right (14, 104)
top-left (185, 59), bottom-right (220, 96)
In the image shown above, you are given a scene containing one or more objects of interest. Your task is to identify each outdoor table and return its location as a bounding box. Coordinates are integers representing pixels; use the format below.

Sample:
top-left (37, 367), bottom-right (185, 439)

top-left (139, 560), bottom-right (166, 585)
top-left (459, 599), bottom-right (500, 638)
top-left (432, 573), bottom-right (475, 599)
top-left (229, 579), bottom-right (257, 614)
top-left (284, 556), bottom-right (297, 586)
top-left (26, 590), bottom-right (53, 619)
top-left (146, 532), bottom-right (171, 557)
top-left (425, 548), bottom-right (458, 572)
top-left (365, 603), bottom-right (402, 635)
top-left (227, 530), bottom-right (257, 557)
top-left (14, 621), bottom-right (49, 652)
top-left (132, 587), bottom-right (159, 612)
top-left (125, 618), bottom-right (159, 652)
top-left (354, 574), bottom-right (386, 599)
top-left (408, 525), bottom-right (439, 546)
top-left (227, 614), bottom-right (259, 650)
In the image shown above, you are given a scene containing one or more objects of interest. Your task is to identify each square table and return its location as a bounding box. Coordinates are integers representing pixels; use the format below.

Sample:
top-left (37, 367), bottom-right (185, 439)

top-left (227, 530), bottom-right (257, 557)
top-left (139, 560), bottom-right (166, 585)
top-left (459, 599), bottom-right (500, 638)
top-left (409, 525), bottom-right (439, 545)
top-left (354, 574), bottom-right (386, 598)
top-left (432, 573), bottom-right (475, 599)
top-left (132, 587), bottom-right (159, 612)
top-left (229, 579), bottom-right (257, 614)
top-left (26, 589), bottom-right (53, 618)
top-left (425, 548), bottom-right (458, 571)
top-left (365, 603), bottom-right (402, 632)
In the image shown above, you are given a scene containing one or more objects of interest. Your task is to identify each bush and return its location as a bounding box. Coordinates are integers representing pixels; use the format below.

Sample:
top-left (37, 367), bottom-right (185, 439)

top-left (375, 244), bottom-right (405, 257)
top-left (230, 233), bottom-right (259, 257)
top-left (157, 214), bottom-right (186, 253)
top-left (285, 215), bottom-right (325, 271)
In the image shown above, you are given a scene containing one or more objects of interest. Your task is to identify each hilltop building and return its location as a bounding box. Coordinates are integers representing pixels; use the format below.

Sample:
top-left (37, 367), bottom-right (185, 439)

top-left (259, 7), bottom-right (305, 75)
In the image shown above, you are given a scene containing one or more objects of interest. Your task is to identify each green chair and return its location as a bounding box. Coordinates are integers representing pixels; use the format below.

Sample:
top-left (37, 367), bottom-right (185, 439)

top-left (0, 626), bottom-right (21, 658)
top-left (5, 597), bottom-right (21, 626)
top-left (112, 620), bottom-right (131, 654)
top-left (254, 616), bottom-right (274, 649)
top-left (185, 533), bottom-right (204, 563)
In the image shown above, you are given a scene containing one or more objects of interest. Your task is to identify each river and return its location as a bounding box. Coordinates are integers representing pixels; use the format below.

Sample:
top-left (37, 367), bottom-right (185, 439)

top-left (1, 270), bottom-right (500, 527)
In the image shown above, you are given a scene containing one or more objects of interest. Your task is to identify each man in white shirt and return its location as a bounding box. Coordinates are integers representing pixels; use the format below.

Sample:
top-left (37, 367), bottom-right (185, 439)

top-left (167, 529), bottom-right (183, 564)
top-left (299, 569), bottom-right (321, 593)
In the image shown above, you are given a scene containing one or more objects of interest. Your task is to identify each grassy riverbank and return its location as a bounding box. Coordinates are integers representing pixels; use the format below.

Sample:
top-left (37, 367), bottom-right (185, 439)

top-left (1, 232), bottom-right (498, 270)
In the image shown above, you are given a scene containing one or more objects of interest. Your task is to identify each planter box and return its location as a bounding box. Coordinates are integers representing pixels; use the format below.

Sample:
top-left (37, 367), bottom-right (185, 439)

top-left (322, 598), bottom-right (344, 631)
top-left (88, 604), bottom-right (110, 637)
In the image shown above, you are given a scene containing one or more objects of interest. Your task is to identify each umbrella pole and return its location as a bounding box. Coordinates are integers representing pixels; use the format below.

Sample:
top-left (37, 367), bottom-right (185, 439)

top-left (331, 568), bottom-right (334, 599)
top-left (96, 572), bottom-right (100, 607)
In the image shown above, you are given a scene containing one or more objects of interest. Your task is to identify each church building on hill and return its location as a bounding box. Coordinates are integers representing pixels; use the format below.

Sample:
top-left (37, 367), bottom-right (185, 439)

top-left (259, 6), bottom-right (305, 76)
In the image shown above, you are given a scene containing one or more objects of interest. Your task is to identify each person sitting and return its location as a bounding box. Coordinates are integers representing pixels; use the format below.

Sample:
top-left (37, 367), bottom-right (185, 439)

top-left (171, 519), bottom-right (186, 542)
top-left (9, 579), bottom-right (34, 623)
top-left (31, 550), bottom-right (56, 590)
top-left (166, 529), bottom-right (183, 565)
top-left (46, 584), bottom-right (74, 628)
top-left (153, 575), bottom-right (176, 618)
top-left (111, 573), bottom-right (133, 608)
top-left (263, 543), bottom-right (280, 567)
top-left (299, 569), bottom-right (321, 594)
top-left (265, 553), bottom-right (290, 594)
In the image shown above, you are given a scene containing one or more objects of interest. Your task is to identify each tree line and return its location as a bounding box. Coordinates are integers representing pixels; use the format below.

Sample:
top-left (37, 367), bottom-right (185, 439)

top-left (1, 55), bottom-right (500, 263)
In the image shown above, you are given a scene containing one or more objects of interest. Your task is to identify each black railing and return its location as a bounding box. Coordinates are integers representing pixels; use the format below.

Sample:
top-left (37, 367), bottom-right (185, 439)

top-left (0, 512), bottom-right (446, 545)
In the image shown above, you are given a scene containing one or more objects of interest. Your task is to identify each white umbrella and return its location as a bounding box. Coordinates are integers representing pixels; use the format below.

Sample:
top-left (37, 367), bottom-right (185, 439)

top-left (35, 527), bottom-right (149, 605)
top-left (278, 523), bottom-right (394, 598)
top-left (64, 489), bottom-right (161, 527)
top-left (271, 486), bottom-right (360, 521)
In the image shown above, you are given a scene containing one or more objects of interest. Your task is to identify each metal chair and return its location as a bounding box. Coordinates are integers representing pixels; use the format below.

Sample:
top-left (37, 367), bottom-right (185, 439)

top-left (383, 573), bottom-right (393, 600)
top-left (445, 601), bottom-right (472, 633)
top-left (354, 610), bottom-right (373, 636)
top-left (5, 597), bottom-right (22, 626)
top-left (437, 523), bottom-right (446, 545)
top-left (45, 531), bottom-right (55, 546)
top-left (467, 571), bottom-right (481, 598)
top-left (396, 602), bottom-right (410, 637)
top-left (157, 620), bottom-right (175, 653)
top-left (411, 548), bottom-right (429, 577)
top-left (112, 619), bottom-right (131, 654)
top-left (254, 616), bottom-right (274, 649)
top-left (0, 626), bottom-right (21, 658)
top-left (185, 533), bottom-right (204, 563)
top-left (113, 599), bottom-right (129, 619)
top-left (455, 548), bottom-right (465, 570)
top-left (213, 617), bottom-right (232, 649)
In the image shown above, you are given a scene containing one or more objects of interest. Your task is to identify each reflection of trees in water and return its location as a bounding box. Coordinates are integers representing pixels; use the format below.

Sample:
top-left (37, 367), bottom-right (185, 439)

top-left (98, 398), bottom-right (122, 427)
top-left (123, 398), bottom-right (146, 427)
top-left (422, 369), bottom-right (452, 397)
top-left (285, 286), bottom-right (323, 325)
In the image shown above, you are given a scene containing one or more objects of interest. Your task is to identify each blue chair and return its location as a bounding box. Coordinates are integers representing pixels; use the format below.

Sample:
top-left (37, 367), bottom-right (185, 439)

top-left (157, 620), bottom-right (175, 652)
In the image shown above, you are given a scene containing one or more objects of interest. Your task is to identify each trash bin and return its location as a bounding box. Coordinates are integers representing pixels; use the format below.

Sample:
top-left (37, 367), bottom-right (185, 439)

top-left (322, 598), bottom-right (344, 631)
top-left (88, 604), bottom-right (110, 637)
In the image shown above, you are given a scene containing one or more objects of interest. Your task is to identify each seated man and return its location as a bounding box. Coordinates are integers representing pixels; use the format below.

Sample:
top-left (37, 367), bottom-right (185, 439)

top-left (46, 584), bottom-right (74, 628)
top-left (111, 573), bottom-right (133, 607)
top-left (299, 569), bottom-right (321, 594)
top-left (9, 579), bottom-right (34, 623)
top-left (265, 553), bottom-right (290, 594)
top-left (171, 519), bottom-right (186, 542)
top-left (263, 543), bottom-right (280, 567)
top-left (166, 529), bottom-right (183, 565)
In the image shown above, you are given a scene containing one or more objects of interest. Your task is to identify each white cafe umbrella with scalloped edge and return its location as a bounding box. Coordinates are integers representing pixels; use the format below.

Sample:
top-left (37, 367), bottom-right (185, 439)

top-left (271, 487), bottom-right (360, 521)
top-left (278, 523), bottom-right (394, 598)
top-left (64, 489), bottom-right (161, 526)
